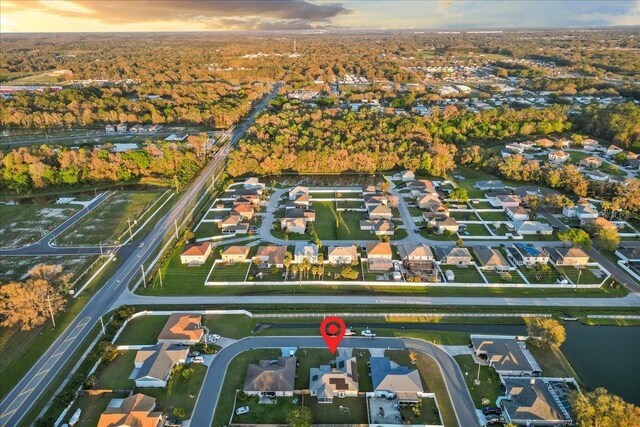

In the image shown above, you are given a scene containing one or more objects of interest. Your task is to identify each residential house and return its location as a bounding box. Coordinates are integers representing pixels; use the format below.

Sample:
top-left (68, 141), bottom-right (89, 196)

top-left (473, 246), bottom-right (511, 272)
top-left (280, 217), bottom-right (307, 234)
top-left (105, 124), bottom-right (115, 133)
top-left (286, 193), bottom-right (310, 209)
top-left (231, 203), bottom-right (254, 220)
top-left (157, 314), bottom-right (204, 345)
top-left (534, 138), bottom-right (554, 148)
top-left (400, 170), bottom-right (415, 182)
top-left (243, 177), bottom-right (266, 190)
top-left (512, 221), bottom-right (553, 235)
top-left (501, 147), bottom-right (522, 158)
top-left (294, 242), bottom-right (319, 264)
top-left (548, 150), bottom-right (570, 164)
top-left (97, 394), bottom-right (164, 427)
top-left (608, 175), bottom-right (635, 187)
top-left (116, 123), bottom-right (128, 133)
top-left (284, 208), bottom-right (316, 222)
top-left (222, 223), bottom-right (249, 235)
top-left (367, 204), bottom-right (393, 220)
top-left (409, 179), bottom-right (437, 196)
top-left (399, 243), bottom-right (434, 262)
top-left (487, 193), bottom-right (521, 208)
top-left (132, 343), bottom-right (188, 388)
top-left (584, 170), bottom-right (610, 182)
top-left (328, 245), bottom-right (359, 265)
top-left (370, 357), bottom-right (424, 404)
top-left (606, 145), bottom-right (623, 156)
top-left (505, 143), bottom-right (526, 154)
top-left (562, 200), bottom-right (598, 220)
top-left (360, 219), bottom-right (395, 236)
top-left (474, 180), bottom-right (505, 191)
top-left (433, 216), bottom-right (459, 234)
top-left (362, 185), bottom-right (378, 195)
top-left (243, 357), bottom-right (297, 397)
top-left (417, 193), bottom-right (443, 211)
top-left (221, 245), bottom-right (250, 263)
top-left (579, 156), bottom-right (603, 169)
top-left (255, 245), bottom-right (287, 267)
top-left (219, 214), bottom-right (243, 230)
top-left (507, 206), bottom-right (530, 221)
top-left (500, 378), bottom-right (572, 426)
top-left (546, 247), bottom-right (590, 266)
top-left (364, 194), bottom-right (389, 209)
top-left (582, 139), bottom-right (599, 151)
top-left (289, 186), bottom-right (309, 200)
top-left (130, 124), bottom-right (145, 133)
top-left (310, 355), bottom-right (359, 403)
top-left (581, 216), bottom-right (616, 231)
top-left (366, 242), bottom-right (393, 260)
top-left (437, 247), bottom-right (472, 265)
top-left (235, 194), bottom-right (260, 207)
top-left (180, 242), bottom-right (212, 265)
top-left (615, 247), bottom-right (640, 262)
top-left (471, 336), bottom-right (537, 376)
top-left (506, 244), bottom-right (549, 266)
top-left (626, 151), bottom-right (638, 161)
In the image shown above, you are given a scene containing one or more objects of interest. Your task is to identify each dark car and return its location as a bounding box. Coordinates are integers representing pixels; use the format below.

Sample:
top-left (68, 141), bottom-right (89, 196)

top-left (482, 407), bottom-right (503, 416)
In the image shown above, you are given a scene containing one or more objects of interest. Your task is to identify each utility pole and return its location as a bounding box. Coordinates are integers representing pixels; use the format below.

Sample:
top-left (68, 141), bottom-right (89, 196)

top-left (158, 269), bottom-right (163, 288)
top-left (99, 316), bottom-right (106, 335)
top-left (141, 265), bottom-right (147, 288)
top-left (127, 218), bottom-right (133, 240)
top-left (99, 241), bottom-right (103, 255)
top-left (174, 219), bottom-right (179, 240)
top-left (46, 293), bottom-right (56, 327)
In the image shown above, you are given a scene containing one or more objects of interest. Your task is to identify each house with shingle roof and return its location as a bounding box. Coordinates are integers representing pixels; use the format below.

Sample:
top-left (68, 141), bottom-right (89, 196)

top-left (221, 245), bottom-right (250, 263)
top-left (437, 247), bottom-right (472, 265)
top-left (244, 357), bottom-right (297, 397)
top-left (471, 335), bottom-right (537, 376)
top-left (366, 242), bottom-right (392, 259)
top-left (606, 144), bottom-right (623, 156)
top-left (97, 393), bottom-right (164, 427)
top-left (545, 247), bottom-right (589, 266)
top-left (231, 203), bottom-right (254, 219)
top-left (367, 204), bottom-right (393, 220)
top-left (500, 378), bottom-right (572, 426)
top-left (132, 343), bottom-right (188, 388)
top-left (579, 156), bottom-right (603, 169)
top-left (328, 245), bottom-right (359, 264)
top-left (157, 314), bottom-right (204, 345)
top-left (548, 150), bottom-right (570, 164)
top-left (294, 242), bottom-right (318, 264)
top-left (310, 355), bottom-right (359, 403)
top-left (370, 357), bottom-right (424, 404)
top-left (507, 206), bottom-right (530, 221)
top-left (289, 186), bottom-right (309, 200)
top-left (473, 246), bottom-right (511, 272)
top-left (255, 245), bottom-right (287, 267)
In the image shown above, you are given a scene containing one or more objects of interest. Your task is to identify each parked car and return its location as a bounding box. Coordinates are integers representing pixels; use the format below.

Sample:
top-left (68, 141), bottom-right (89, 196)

top-left (482, 407), bottom-right (503, 416)
top-left (236, 406), bottom-right (250, 415)
top-left (188, 351), bottom-right (201, 357)
top-left (344, 328), bottom-right (356, 336)
top-left (486, 415), bottom-right (506, 424)
top-left (208, 333), bottom-right (221, 342)
top-left (191, 356), bottom-right (205, 363)
top-left (361, 329), bottom-right (376, 337)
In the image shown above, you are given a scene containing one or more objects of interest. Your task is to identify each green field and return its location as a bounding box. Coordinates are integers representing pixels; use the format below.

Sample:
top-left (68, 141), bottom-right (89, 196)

top-left (478, 211), bottom-right (510, 221)
top-left (442, 265), bottom-right (486, 283)
top-left (0, 203), bottom-right (80, 248)
top-left (460, 223), bottom-right (493, 236)
top-left (208, 261), bottom-right (250, 282)
top-left (95, 351), bottom-right (136, 390)
top-left (57, 191), bottom-right (161, 245)
top-left (64, 391), bottom-right (127, 427)
top-left (142, 364), bottom-right (207, 419)
top-left (483, 270), bottom-right (527, 284)
top-left (115, 315), bottom-right (169, 345)
top-left (0, 255), bottom-right (97, 282)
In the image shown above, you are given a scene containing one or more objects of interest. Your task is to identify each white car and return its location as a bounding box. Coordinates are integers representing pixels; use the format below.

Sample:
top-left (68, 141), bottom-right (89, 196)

top-left (191, 356), bottom-right (205, 363)
top-left (344, 329), bottom-right (356, 336)
top-left (236, 406), bottom-right (250, 415)
top-left (208, 334), bottom-right (221, 342)
top-left (361, 329), bottom-right (376, 337)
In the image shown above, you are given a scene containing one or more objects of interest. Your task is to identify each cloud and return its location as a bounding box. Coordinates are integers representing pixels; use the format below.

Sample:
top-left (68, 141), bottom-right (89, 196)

top-left (215, 17), bottom-right (329, 31)
top-left (31, 0), bottom-right (351, 24)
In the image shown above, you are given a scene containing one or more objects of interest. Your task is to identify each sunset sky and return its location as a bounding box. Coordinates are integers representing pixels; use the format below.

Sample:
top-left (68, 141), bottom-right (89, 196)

top-left (1, 0), bottom-right (639, 32)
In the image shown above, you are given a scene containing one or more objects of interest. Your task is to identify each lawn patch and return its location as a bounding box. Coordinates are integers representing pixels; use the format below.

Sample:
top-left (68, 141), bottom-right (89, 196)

top-left (0, 203), bottom-right (80, 248)
top-left (454, 355), bottom-right (502, 408)
top-left (94, 351), bottom-right (136, 390)
top-left (115, 315), bottom-right (168, 345)
top-left (142, 364), bottom-right (207, 419)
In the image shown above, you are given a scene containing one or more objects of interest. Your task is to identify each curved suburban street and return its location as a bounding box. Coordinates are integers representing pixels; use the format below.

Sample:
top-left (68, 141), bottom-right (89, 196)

top-left (190, 336), bottom-right (479, 427)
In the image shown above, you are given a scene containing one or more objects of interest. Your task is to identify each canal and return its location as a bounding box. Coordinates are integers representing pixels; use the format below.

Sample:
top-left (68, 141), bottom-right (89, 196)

top-left (267, 321), bottom-right (640, 404)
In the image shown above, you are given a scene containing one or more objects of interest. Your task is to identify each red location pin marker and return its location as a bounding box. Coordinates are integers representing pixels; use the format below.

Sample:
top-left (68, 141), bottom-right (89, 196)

top-left (320, 316), bottom-right (346, 354)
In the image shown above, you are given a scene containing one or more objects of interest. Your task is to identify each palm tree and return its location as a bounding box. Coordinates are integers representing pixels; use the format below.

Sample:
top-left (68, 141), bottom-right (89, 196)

top-left (290, 264), bottom-right (299, 282)
top-left (283, 251), bottom-right (292, 278)
top-left (301, 258), bottom-right (310, 280)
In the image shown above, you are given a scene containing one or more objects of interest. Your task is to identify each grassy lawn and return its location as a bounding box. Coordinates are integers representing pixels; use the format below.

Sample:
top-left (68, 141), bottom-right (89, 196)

top-left (0, 203), bottom-right (80, 248)
top-left (203, 314), bottom-right (257, 339)
top-left (442, 265), bottom-right (485, 283)
top-left (304, 397), bottom-right (368, 424)
top-left (232, 395), bottom-right (300, 424)
top-left (451, 210), bottom-right (478, 221)
top-left (520, 266), bottom-right (564, 284)
top-left (483, 270), bottom-right (527, 284)
top-left (207, 261), bottom-right (249, 282)
top-left (419, 228), bottom-right (457, 241)
top-left (566, 150), bottom-right (591, 163)
top-left (115, 315), bottom-right (168, 345)
top-left (454, 355), bottom-right (503, 408)
top-left (294, 348), bottom-right (335, 390)
top-left (57, 191), bottom-right (160, 245)
top-left (387, 350), bottom-right (457, 427)
top-left (558, 267), bottom-right (604, 285)
top-left (529, 345), bottom-right (581, 381)
top-left (459, 223), bottom-right (492, 236)
top-left (399, 397), bottom-right (441, 425)
top-left (354, 349), bottom-right (372, 392)
top-left (408, 207), bottom-right (424, 216)
top-left (144, 241), bottom-right (218, 292)
top-left (94, 351), bottom-right (136, 390)
top-left (66, 391), bottom-right (127, 427)
top-left (193, 221), bottom-right (224, 239)
top-left (324, 263), bottom-right (363, 281)
top-left (469, 201), bottom-right (494, 209)
top-left (213, 349), bottom-right (282, 426)
top-left (142, 364), bottom-right (207, 419)
top-left (478, 211), bottom-right (510, 221)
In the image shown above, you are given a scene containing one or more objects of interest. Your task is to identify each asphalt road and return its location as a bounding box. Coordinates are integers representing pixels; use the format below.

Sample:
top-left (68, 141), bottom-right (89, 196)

top-left (192, 336), bottom-right (479, 427)
top-left (0, 84), bottom-right (281, 427)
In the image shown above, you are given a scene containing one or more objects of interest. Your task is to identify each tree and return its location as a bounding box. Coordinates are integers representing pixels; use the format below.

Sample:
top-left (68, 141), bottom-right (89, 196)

top-left (340, 266), bottom-right (359, 280)
top-left (408, 351), bottom-right (418, 364)
top-left (287, 406), bottom-right (313, 427)
top-left (183, 229), bottom-right (195, 242)
top-left (570, 388), bottom-right (640, 427)
top-left (0, 278), bottom-right (65, 331)
top-left (527, 318), bottom-right (566, 348)
top-left (597, 227), bottom-right (620, 252)
top-left (380, 181), bottom-right (390, 192)
top-left (283, 251), bottom-right (292, 278)
top-left (523, 195), bottom-right (541, 220)
top-left (28, 264), bottom-right (73, 291)
top-left (558, 228), bottom-right (592, 249)
top-left (99, 341), bottom-right (118, 363)
top-left (450, 187), bottom-right (469, 203)
top-left (172, 407), bottom-right (186, 420)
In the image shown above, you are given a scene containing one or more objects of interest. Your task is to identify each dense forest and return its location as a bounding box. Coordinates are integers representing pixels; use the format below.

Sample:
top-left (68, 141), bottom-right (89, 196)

top-left (227, 101), bottom-right (570, 176)
top-left (0, 135), bottom-right (211, 193)
top-left (0, 82), bottom-right (269, 129)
